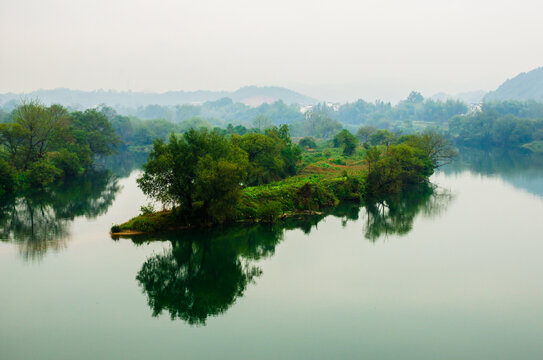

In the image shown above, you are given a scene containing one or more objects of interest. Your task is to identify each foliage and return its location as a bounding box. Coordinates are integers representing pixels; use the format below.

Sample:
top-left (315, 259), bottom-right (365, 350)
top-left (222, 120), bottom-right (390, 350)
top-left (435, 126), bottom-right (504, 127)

top-left (0, 101), bottom-right (120, 193)
top-left (356, 125), bottom-right (376, 143)
top-left (449, 111), bottom-right (543, 147)
top-left (366, 144), bottom-right (433, 196)
top-left (298, 137), bottom-right (317, 149)
top-left (402, 129), bottom-right (457, 168)
top-left (333, 129), bottom-right (358, 155)
top-left (369, 129), bottom-right (395, 146)
top-left (0, 159), bottom-right (15, 196)
top-left (50, 149), bottom-right (83, 177)
top-left (137, 128), bottom-right (248, 222)
top-left (233, 125), bottom-right (301, 186)
top-left (26, 159), bottom-right (63, 187)
top-left (291, 112), bottom-right (343, 138)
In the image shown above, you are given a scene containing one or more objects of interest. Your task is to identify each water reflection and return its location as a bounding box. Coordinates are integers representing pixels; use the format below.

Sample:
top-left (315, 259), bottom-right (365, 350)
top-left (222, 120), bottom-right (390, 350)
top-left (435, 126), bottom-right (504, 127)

top-left (442, 147), bottom-right (543, 197)
top-left (134, 224), bottom-right (284, 325)
top-left (362, 185), bottom-right (452, 241)
top-left (0, 171), bottom-right (120, 261)
top-left (128, 183), bottom-right (451, 325)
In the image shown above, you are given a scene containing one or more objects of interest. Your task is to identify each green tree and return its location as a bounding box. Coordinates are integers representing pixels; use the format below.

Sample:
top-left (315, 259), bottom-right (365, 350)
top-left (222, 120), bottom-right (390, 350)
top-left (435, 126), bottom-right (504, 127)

top-left (12, 101), bottom-right (71, 170)
top-left (71, 109), bottom-right (120, 157)
top-left (366, 144), bottom-right (433, 196)
top-left (333, 129), bottom-right (358, 156)
top-left (0, 159), bottom-right (15, 196)
top-left (369, 129), bottom-right (395, 147)
top-left (252, 115), bottom-right (273, 131)
top-left (356, 125), bottom-right (376, 143)
top-left (298, 137), bottom-right (317, 149)
top-left (137, 129), bottom-right (248, 222)
top-left (404, 129), bottom-right (457, 168)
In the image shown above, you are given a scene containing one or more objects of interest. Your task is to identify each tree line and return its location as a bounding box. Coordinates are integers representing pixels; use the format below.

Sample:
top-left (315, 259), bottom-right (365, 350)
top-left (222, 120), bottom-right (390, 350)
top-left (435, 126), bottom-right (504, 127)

top-left (0, 101), bottom-right (119, 195)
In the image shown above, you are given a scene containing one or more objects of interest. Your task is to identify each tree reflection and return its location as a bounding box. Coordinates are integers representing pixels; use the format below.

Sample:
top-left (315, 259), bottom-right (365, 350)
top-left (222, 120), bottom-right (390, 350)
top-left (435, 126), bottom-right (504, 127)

top-left (0, 171), bottom-right (120, 261)
top-left (363, 184), bottom-right (452, 241)
top-left (135, 225), bottom-right (284, 325)
top-left (442, 147), bottom-right (543, 198)
top-left (132, 184), bottom-right (452, 325)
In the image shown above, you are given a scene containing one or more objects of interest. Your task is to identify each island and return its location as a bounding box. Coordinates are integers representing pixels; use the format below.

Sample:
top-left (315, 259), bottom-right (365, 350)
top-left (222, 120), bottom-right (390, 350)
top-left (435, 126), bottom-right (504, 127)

top-left (112, 126), bottom-right (455, 234)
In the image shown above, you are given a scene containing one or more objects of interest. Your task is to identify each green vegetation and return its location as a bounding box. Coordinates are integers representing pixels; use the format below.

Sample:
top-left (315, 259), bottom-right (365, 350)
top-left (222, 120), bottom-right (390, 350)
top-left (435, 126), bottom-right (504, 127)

top-left (115, 127), bottom-right (451, 233)
top-left (449, 111), bottom-right (543, 147)
top-left (333, 129), bottom-right (359, 155)
top-left (0, 101), bottom-right (119, 191)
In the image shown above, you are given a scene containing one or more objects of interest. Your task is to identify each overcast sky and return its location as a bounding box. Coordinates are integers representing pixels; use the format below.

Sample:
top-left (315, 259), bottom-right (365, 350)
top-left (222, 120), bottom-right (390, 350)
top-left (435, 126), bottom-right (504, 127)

top-left (1, 0), bottom-right (542, 102)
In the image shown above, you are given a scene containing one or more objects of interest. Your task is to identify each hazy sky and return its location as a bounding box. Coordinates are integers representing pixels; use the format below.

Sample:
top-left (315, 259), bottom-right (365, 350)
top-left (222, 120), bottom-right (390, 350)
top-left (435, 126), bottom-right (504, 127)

top-left (1, 0), bottom-right (542, 102)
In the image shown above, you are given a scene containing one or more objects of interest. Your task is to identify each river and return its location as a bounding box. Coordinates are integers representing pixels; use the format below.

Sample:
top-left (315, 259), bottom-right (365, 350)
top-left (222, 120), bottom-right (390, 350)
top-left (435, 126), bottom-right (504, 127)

top-left (1, 148), bottom-right (543, 359)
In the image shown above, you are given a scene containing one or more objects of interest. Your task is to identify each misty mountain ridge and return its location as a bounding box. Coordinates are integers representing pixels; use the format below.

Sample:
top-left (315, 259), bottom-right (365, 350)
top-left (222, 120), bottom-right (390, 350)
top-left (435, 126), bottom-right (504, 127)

top-left (484, 67), bottom-right (543, 102)
top-left (430, 90), bottom-right (486, 104)
top-left (0, 86), bottom-right (318, 109)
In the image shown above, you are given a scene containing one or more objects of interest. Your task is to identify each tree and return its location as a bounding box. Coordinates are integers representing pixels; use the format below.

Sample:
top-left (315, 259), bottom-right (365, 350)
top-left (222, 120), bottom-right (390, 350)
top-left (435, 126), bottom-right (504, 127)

top-left (0, 123), bottom-right (28, 167)
top-left (252, 115), bottom-right (273, 131)
top-left (364, 146), bottom-right (381, 174)
top-left (12, 101), bottom-right (71, 170)
top-left (356, 125), bottom-right (376, 143)
top-left (405, 129), bottom-right (457, 168)
top-left (333, 129), bottom-right (358, 156)
top-left (71, 109), bottom-right (120, 157)
top-left (137, 129), bottom-right (248, 222)
top-left (369, 129), bottom-right (395, 147)
top-left (298, 137), bottom-right (317, 149)
top-left (366, 144), bottom-right (433, 196)
top-left (406, 91), bottom-right (424, 104)
top-left (0, 159), bottom-right (15, 196)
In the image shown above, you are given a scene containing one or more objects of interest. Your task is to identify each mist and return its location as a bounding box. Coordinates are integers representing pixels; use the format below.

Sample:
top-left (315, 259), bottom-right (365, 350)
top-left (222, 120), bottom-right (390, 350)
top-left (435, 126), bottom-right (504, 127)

top-left (1, 0), bottom-right (543, 102)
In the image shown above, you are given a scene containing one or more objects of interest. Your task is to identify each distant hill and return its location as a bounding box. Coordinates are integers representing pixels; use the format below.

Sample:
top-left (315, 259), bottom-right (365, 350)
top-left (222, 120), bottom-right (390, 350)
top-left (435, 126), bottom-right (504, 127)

top-left (431, 90), bottom-right (486, 104)
top-left (0, 86), bottom-right (318, 109)
top-left (484, 67), bottom-right (543, 102)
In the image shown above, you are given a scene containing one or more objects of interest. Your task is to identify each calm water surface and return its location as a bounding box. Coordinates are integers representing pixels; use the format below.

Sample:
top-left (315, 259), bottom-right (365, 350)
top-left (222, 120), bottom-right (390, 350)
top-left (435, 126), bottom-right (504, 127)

top-left (1, 148), bottom-right (543, 359)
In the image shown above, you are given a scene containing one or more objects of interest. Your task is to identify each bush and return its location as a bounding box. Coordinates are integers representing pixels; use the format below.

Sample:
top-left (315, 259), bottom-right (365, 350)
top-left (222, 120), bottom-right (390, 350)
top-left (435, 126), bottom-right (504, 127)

top-left (330, 158), bottom-right (346, 165)
top-left (111, 225), bottom-right (121, 233)
top-left (257, 201), bottom-right (283, 222)
top-left (140, 204), bottom-right (155, 215)
top-left (299, 137), bottom-right (317, 149)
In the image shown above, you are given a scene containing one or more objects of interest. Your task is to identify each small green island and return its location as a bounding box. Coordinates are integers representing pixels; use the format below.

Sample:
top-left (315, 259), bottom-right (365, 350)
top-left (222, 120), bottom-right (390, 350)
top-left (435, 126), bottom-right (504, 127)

top-left (112, 126), bottom-right (455, 235)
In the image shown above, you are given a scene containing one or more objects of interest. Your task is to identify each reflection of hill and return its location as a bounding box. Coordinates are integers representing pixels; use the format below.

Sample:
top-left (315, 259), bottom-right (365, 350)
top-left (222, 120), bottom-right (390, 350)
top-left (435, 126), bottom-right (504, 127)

top-left (0, 171), bottom-right (120, 262)
top-left (129, 183), bottom-right (451, 325)
top-left (442, 147), bottom-right (543, 198)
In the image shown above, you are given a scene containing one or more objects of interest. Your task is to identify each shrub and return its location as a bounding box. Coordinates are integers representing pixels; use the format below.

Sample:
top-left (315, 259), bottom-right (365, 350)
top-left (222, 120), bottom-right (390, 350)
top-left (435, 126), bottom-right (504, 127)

top-left (330, 158), bottom-right (346, 165)
top-left (257, 201), bottom-right (283, 222)
top-left (140, 204), bottom-right (155, 215)
top-left (299, 137), bottom-right (317, 149)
